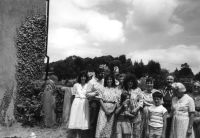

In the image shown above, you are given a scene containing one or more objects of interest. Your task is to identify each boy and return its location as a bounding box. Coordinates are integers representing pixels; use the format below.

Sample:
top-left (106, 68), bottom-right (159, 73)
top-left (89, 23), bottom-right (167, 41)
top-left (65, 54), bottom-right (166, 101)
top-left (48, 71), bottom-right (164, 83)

top-left (147, 91), bottom-right (167, 138)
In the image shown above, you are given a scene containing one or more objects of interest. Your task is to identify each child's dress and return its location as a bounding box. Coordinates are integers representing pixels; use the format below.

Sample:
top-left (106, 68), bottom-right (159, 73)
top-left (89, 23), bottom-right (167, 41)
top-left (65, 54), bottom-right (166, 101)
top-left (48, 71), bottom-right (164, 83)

top-left (68, 83), bottom-right (90, 129)
top-left (115, 97), bottom-right (133, 138)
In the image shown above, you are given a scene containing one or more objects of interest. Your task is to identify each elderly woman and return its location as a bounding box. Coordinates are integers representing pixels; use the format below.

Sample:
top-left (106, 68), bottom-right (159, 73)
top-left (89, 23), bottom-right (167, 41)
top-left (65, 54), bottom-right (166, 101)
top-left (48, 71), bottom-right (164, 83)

top-left (170, 82), bottom-right (195, 138)
top-left (95, 74), bottom-right (121, 138)
top-left (123, 74), bottom-right (143, 138)
top-left (190, 81), bottom-right (200, 138)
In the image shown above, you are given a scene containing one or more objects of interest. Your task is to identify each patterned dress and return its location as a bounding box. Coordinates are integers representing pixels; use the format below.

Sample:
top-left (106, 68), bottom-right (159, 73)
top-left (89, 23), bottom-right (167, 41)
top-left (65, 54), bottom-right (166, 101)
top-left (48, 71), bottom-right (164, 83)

top-left (170, 94), bottom-right (195, 138)
top-left (129, 87), bottom-right (143, 138)
top-left (95, 87), bottom-right (121, 138)
top-left (190, 94), bottom-right (200, 138)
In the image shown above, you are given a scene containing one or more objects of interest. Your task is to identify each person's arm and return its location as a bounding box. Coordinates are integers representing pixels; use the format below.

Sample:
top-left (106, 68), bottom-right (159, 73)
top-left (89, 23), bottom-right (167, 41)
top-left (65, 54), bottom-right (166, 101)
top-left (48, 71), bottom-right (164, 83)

top-left (100, 99), bottom-right (110, 115)
top-left (124, 110), bottom-right (135, 118)
top-left (162, 112), bottom-right (168, 138)
top-left (187, 112), bottom-right (194, 136)
top-left (146, 108), bottom-right (150, 138)
top-left (187, 97), bottom-right (195, 136)
top-left (115, 104), bottom-right (124, 115)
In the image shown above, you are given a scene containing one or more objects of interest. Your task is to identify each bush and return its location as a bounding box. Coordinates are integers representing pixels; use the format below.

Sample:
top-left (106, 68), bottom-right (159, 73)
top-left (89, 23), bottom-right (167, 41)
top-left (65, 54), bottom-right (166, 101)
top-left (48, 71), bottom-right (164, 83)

top-left (15, 14), bottom-right (46, 126)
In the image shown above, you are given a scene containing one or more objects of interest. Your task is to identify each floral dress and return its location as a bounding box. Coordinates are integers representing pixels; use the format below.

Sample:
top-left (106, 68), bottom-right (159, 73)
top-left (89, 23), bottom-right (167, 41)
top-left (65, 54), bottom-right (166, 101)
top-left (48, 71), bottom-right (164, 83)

top-left (170, 94), bottom-right (195, 138)
top-left (95, 87), bottom-right (121, 138)
top-left (190, 94), bottom-right (200, 138)
top-left (129, 87), bottom-right (143, 138)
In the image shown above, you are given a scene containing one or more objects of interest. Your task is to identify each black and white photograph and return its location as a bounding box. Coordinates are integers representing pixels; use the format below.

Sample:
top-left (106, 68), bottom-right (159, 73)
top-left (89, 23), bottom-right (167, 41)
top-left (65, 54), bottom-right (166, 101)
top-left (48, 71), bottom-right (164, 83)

top-left (0, 0), bottom-right (200, 138)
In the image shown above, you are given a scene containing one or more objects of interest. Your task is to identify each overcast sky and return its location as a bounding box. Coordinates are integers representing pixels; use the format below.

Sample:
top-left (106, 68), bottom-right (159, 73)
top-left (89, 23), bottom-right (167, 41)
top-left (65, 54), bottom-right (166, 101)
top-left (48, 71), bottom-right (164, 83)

top-left (48, 0), bottom-right (200, 73)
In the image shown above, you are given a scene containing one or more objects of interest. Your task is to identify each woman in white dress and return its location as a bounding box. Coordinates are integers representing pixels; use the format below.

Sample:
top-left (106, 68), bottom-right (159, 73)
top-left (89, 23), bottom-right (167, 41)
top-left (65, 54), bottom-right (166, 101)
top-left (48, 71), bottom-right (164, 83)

top-left (68, 71), bottom-right (90, 138)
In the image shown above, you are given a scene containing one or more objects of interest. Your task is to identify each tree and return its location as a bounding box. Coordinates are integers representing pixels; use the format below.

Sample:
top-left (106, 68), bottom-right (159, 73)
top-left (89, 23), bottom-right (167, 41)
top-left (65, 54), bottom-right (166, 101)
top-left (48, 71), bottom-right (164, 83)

top-left (178, 63), bottom-right (194, 77)
top-left (195, 72), bottom-right (200, 81)
top-left (146, 60), bottom-right (161, 75)
top-left (119, 55), bottom-right (126, 64)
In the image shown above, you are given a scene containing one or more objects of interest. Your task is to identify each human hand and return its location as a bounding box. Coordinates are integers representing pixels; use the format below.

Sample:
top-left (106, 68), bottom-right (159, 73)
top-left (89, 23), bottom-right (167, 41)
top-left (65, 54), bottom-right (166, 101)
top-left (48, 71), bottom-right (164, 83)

top-left (186, 127), bottom-right (192, 137)
top-left (161, 133), bottom-right (165, 138)
top-left (146, 132), bottom-right (149, 138)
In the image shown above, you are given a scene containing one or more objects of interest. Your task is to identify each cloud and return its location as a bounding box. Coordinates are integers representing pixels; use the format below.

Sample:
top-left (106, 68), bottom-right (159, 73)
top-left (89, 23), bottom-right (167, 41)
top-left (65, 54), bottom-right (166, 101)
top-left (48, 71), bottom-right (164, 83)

top-left (126, 0), bottom-right (184, 35)
top-left (128, 45), bottom-right (200, 73)
top-left (49, 0), bottom-right (125, 43)
top-left (48, 0), bottom-right (125, 61)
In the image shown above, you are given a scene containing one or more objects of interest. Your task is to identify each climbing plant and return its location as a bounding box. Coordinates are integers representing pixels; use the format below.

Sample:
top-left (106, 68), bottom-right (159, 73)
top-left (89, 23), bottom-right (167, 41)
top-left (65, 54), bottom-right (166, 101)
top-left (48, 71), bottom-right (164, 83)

top-left (15, 14), bottom-right (46, 126)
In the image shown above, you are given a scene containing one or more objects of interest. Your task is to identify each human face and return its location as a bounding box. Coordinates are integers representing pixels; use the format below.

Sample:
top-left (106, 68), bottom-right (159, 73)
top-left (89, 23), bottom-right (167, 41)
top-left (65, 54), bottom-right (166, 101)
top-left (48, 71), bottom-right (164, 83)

top-left (80, 76), bottom-right (86, 84)
top-left (97, 71), bottom-right (105, 80)
top-left (166, 76), bottom-right (174, 86)
top-left (153, 97), bottom-right (162, 106)
top-left (106, 77), bottom-right (113, 87)
top-left (173, 87), bottom-right (184, 98)
top-left (193, 82), bottom-right (200, 94)
top-left (128, 81), bottom-right (133, 89)
top-left (146, 81), bottom-right (153, 92)
top-left (119, 75), bottom-right (125, 85)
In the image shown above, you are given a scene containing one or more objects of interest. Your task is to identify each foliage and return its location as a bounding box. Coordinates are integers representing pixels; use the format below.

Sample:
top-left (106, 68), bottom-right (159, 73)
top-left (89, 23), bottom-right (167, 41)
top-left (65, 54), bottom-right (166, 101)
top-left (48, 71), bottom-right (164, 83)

top-left (178, 63), bottom-right (194, 77)
top-left (0, 82), bottom-right (15, 125)
top-left (195, 72), bottom-right (200, 81)
top-left (15, 14), bottom-right (46, 126)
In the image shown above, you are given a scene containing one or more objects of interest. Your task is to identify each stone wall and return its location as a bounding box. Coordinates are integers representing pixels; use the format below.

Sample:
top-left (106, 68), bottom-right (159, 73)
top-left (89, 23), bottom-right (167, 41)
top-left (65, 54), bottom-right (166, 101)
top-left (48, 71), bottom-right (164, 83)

top-left (0, 0), bottom-right (45, 125)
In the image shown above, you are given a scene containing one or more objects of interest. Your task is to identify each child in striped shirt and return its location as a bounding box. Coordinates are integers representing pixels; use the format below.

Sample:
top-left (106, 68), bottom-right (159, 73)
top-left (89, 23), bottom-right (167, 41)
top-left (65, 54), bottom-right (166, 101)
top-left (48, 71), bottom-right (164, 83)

top-left (147, 91), bottom-right (167, 138)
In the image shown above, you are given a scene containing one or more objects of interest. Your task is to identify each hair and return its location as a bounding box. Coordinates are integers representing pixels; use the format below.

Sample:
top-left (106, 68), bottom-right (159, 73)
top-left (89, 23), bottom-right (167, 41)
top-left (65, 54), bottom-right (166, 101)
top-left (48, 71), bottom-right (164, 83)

top-left (77, 71), bottom-right (89, 84)
top-left (152, 91), bottom-right (163, 98)
top-left (120, 92), bottom-right (130, 105)
top-left (104, 74), bottom-right (116, 87)
top-left (123, 73), bottom-right (138, 91)
top-left (49, 75), bottom-right (58, 82)
top-left (146, 77), bottom-right (154, 84)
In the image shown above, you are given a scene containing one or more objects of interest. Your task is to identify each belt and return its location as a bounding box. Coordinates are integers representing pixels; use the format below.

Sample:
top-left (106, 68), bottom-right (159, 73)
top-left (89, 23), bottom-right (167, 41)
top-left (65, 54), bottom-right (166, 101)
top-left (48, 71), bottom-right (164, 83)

top-left (75, 96), bottom-right (87, 99)
top-left (103, 100), bottom-right (116, 104)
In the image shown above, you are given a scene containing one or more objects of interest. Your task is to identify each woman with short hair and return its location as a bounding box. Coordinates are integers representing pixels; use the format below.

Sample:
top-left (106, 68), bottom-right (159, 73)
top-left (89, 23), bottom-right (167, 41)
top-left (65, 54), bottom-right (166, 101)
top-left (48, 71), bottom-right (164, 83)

top-left (190, 81), bottom-right (200, 138)
top-left (170, 82), bottom-right (195, 138)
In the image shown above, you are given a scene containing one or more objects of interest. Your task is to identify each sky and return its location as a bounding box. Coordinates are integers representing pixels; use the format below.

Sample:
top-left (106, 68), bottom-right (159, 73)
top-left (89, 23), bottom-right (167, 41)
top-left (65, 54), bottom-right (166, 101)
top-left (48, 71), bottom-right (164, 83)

top-left (48, 0), bottom-right (200, 74)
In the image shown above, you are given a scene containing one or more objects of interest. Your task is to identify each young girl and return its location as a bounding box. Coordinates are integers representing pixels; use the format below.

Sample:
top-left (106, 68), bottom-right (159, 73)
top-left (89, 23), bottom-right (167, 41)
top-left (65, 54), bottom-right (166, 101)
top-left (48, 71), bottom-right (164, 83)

top-left (115, 92), bottom-right (134, 138)
top-left (147, 91), bottom-right (167, 138)
top-left (68, 71), bottom-right (90, 138)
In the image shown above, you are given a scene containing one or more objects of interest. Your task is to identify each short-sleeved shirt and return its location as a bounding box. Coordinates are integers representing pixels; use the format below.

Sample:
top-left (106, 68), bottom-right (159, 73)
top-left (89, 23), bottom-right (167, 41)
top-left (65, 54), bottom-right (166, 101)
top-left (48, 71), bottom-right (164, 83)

top-left (172, 94), bottom-right (195, 117)
top-left (148, 105), bottom-right (167, 128)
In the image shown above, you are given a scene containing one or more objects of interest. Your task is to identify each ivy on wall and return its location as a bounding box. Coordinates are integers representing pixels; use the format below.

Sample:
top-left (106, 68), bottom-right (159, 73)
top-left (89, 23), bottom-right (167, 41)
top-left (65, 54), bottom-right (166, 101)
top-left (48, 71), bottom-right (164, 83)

top-left (15, 15), bottom-right (46, 126)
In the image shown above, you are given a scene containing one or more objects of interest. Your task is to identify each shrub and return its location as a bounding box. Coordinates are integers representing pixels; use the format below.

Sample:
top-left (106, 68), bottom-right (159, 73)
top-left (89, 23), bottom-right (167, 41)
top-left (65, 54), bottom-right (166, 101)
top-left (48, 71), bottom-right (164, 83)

top-left (15, 14), bottom-right (46, 126)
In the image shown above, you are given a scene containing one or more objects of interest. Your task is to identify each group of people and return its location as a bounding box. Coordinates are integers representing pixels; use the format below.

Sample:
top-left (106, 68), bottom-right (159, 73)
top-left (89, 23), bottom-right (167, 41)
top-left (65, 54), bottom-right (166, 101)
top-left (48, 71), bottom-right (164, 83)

top-left (43, 64), bottom-right (200, 138)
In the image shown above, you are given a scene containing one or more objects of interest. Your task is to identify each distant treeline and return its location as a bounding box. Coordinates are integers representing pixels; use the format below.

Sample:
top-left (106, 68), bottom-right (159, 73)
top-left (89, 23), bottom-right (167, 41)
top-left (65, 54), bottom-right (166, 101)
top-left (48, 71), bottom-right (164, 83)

top-left (49, 55), bottom-right (200, 89)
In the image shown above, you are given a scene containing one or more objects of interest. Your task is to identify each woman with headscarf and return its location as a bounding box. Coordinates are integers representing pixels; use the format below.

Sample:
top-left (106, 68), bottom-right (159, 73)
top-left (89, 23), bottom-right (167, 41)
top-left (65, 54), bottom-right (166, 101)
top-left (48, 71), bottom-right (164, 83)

top-left (189, 81), bottom-right (200, 138)
top-left (170, 82), bottom-right (195, 138)
top-left (123, 74), bottom-right (143, 138)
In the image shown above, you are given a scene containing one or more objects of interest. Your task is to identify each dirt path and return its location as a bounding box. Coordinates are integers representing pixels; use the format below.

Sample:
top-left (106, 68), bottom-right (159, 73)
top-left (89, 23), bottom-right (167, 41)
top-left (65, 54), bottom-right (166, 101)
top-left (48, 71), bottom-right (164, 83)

top-left (0, 123), bottom-right (69, 138)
